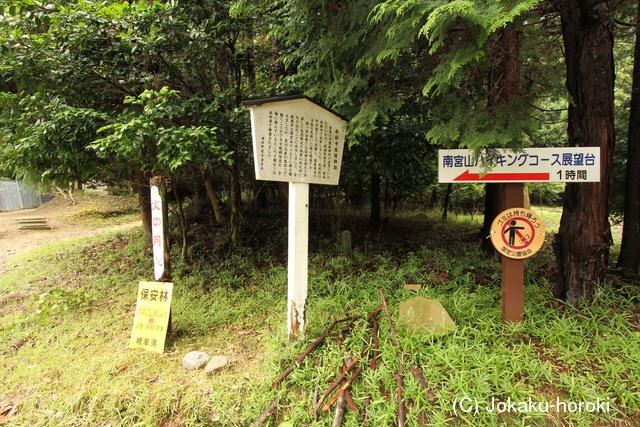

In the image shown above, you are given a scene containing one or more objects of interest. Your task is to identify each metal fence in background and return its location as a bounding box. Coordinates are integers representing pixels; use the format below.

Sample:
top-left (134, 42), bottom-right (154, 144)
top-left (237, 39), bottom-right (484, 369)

top-left (0, 179), bottom-right (53, 211)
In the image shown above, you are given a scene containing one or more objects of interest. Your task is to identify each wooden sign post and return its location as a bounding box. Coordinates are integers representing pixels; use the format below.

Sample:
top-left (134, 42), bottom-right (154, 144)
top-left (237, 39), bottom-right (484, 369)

top-left (439, 148), bottom-right (600, 323)
top-left (245, 96), bottom-right (347, 340)
top-left (500, 184), bottom-right (525, 323)
top-left (288, 182), bottom-right (309, 336)
top-left (129, 176), bottom-right (173, 353)
top-left (150, 176), bottom-right (171, 281)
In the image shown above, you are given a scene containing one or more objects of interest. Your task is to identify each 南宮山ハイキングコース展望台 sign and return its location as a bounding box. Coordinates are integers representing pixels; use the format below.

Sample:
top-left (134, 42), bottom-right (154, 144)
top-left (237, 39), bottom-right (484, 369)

top-left (438, 148), bottom-right (600, 183)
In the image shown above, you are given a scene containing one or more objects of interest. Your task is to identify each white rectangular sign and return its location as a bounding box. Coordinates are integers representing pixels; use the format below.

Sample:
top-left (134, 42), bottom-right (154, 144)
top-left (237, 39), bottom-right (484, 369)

top-left (150, 186), bottom-right (166, 280)
top-left (247, 96), bottom-right (347, 185)
top-left (438, 148), bottom-right (601, 183)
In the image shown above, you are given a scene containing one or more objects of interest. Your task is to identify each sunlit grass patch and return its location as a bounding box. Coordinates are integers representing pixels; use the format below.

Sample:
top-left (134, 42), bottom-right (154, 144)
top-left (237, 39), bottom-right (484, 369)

top-left (1, 214), bottom-right (639, 426)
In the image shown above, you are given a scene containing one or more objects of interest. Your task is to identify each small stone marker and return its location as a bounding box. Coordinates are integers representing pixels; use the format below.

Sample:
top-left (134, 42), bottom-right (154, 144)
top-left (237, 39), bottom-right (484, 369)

top-left (403, 284), bottom-right (423, 291)
top-left (204, 355), bottom-right (229, 375)
top-left (340, 230), bottom-right (352, 252)
top-left (399, 296), bottom-right (456, 335)
top-left (182, 351), bottom-right (210, 371)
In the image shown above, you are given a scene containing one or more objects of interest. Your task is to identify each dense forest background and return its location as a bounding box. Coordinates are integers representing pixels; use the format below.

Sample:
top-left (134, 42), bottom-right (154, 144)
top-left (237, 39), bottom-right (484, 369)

top-left (1, 0), bottom-right (639, 306)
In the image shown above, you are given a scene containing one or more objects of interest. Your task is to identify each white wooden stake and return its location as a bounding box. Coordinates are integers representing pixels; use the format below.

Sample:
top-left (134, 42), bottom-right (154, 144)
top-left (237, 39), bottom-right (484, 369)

top-left (288, 181), bottom-right (309, 341)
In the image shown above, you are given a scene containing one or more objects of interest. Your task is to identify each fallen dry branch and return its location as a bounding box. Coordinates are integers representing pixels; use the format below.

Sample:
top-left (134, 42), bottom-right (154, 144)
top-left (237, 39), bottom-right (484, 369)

top-left (368, 307), bottom-right (382, 369)
top-left (273, 316), bottom-right (355, 388)
top-left (321, 365), bottom-right (363, 413)
top-left (271, 305), bottom-right (391, 424)
top-left (363, 305), bottom-right (382, 425)
top-left (250, 397), bottom-right (280, 427)
top-left (310, 358), bottom-right (359, 417)
top-left (344, 389), bottom-right (358, 414)
top-left (331, 392), bottom-right (347, 427)
top-left (340, 354), bottom-right (359, 415)
top-left (410, 367), bottom-right (428, 390)
top-left (379, 287), bottom-right (406, 427)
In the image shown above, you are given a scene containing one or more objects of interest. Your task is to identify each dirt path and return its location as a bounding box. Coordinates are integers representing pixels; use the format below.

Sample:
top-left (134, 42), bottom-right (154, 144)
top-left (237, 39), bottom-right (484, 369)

top-left (0, 195), bottom-right (141, 268)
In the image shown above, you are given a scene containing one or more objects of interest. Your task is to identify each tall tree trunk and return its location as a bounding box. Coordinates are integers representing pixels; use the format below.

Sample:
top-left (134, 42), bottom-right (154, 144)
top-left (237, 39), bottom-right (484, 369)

top-left (481, 183), bottom-right (501, 253)
top-left (200, 166), bottom-right (224, 225)
top-left (553, 0), bottom-right (615, 305)
top-left (136, 170), bottom-right (152, 249)
top-left (228, 164), bottom-right (242, 244)
top-left (481, 27), bottom-right (523, 254)
top-left (523, 184), bottom-right (531, 210)
top-left (617, 0), bottom-right (640, 273)
top-left (384, 178), bottom-right (391, 211)
top-left (175, 187), bottom-right (188, 260)
top-left (442, 183), bottom-right (452, 222)
top-left (278, 181), bottom-right (289, 206)
top-left (369, 172), bottom-right (381, 231)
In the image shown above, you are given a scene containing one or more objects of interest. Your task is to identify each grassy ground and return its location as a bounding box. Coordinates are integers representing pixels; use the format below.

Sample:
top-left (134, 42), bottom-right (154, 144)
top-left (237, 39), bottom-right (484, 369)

top-left (0, 203), bottom-right (638, 426)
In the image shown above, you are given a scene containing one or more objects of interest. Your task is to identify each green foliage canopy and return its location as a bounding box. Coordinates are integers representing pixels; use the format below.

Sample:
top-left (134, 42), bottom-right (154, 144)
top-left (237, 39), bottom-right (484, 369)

top-left (0, 0), bottom-right (273, 188)
top-left (91, 87), bottom-right (226, 172)
top-left (283, 0), bottom-right (556, 150)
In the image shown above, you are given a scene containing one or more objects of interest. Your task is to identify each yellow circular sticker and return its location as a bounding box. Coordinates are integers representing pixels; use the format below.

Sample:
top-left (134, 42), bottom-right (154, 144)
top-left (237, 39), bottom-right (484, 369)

top-left (489, 208), bottom-right (545, 259)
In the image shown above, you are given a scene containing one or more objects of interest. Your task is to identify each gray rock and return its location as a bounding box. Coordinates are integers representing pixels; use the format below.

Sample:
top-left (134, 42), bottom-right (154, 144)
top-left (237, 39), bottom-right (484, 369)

top-left (182, 351), bottom-right (210, 371)
top-left (204, 355), bottom-right (229, 375)
top-left (399, 296), bottom-right (456, 336)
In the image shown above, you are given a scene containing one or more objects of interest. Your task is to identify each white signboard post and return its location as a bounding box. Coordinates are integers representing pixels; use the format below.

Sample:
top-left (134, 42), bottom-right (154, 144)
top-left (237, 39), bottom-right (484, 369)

top-left (150, 186), bottom-right (166, 280)
top-left (245, 96), bottom-right (347, 340)
top-left (438, 147), bottom-right (600, 183)
top-left (150, 177), bottom-right (171, 281)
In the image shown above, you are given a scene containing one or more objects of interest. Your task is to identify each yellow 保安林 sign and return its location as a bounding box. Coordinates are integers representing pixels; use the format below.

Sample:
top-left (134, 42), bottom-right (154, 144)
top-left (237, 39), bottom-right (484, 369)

top-left (129, 281), bottom-right (172, 353)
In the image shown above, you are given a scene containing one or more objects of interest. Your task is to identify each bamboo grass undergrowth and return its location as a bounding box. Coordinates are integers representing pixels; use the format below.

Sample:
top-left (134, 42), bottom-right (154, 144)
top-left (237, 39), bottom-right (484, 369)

top-left (0, 222), bottom-right (638, 426)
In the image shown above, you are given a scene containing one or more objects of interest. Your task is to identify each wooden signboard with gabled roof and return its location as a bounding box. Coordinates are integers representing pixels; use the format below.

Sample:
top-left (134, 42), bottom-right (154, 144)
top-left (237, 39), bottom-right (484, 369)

top-left (245, 96), bottom-right (347, 341)
top-left (245, 95), bottom-right (347, 185)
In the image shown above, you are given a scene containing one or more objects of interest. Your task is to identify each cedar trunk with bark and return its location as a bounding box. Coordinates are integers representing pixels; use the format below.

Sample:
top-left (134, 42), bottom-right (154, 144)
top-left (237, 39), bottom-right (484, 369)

top-left (136, 171), bottom-right (153, 249)
top-left (554, 0), bottom-right (615, 305)
top-left (481, 28), bottom-right (521, 254)
top-left (617, 0), bottom-right (640, 273)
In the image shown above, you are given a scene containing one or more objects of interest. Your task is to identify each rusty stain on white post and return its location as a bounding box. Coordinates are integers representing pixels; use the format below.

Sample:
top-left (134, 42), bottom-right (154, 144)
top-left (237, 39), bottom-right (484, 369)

top-left (288, 181), bottom-right (309, 341)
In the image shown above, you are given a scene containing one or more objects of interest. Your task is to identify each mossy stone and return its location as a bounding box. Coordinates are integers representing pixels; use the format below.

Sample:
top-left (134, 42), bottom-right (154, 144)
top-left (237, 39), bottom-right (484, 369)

top-left (399, 296), bottom-right (456, 336)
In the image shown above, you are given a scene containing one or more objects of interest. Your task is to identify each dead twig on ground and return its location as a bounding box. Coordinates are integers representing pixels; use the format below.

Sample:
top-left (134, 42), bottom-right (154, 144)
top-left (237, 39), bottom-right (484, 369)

top-left (379, 287), bottom-right (406, 427)
top-left (321, 365), bottom-right (363, 413)
top-left (250, 397), bottom-right (280, 427)
top-left (410, 367), bottom-right (428, 390)
top-left (363, 305), bottom-right (382, 425)
top-left (272, 316), bottom-right (355, 388)
top-left (311, 358), bottom-right (359, 416)
top-left (331, 391), bottom-right (347, 427)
